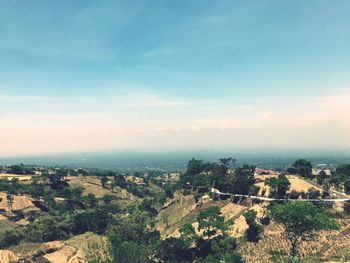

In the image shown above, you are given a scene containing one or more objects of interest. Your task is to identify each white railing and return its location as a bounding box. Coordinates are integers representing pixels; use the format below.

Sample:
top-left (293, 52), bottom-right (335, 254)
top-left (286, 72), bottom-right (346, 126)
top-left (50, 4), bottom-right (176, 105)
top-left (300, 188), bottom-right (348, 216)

top-left (210, 188), bottom-right (350, 202)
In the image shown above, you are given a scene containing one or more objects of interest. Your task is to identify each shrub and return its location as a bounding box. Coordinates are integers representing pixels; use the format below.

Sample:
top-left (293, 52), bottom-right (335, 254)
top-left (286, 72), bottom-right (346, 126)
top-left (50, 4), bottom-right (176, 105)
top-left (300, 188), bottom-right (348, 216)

top-left (0, 230), bottom-right (23, 248)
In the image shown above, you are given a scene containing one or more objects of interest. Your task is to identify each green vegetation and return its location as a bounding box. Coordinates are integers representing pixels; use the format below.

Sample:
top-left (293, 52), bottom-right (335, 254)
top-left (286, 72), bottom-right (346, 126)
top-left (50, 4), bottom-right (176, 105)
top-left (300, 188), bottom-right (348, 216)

top-left (0, 159), bottom-right (347, 262)
top-left (243, 210), bottom-right (262, 242)
top-left (268, 201), bottom-right (339, 258)
top-left (232, 165), bottom-right (256, 195)
top-left (157, 206), bottom-right (243, 263)
top-left (291, 159), bottom-right (313, 178)
top-left (265, 174), bottom-right (291, 198)
top-left (180, 158), bottom-right (255, 195)
top-left (335, 163), bottom-right (350, 193)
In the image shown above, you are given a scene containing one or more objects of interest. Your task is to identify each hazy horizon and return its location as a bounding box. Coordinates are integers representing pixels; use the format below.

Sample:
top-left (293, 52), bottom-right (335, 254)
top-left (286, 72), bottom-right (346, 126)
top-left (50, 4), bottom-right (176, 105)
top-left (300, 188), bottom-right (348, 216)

top-left (1, 149), bottom-right (350, 171)
top-left (1, 1), bottom-right (350, 156)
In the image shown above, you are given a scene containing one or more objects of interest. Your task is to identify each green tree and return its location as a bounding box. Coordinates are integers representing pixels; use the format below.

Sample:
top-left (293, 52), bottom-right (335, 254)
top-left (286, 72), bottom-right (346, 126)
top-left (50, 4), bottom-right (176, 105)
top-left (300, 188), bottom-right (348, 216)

top-left (157, 237), bottom-right (193, 263)
top-left (223, 252), bottom-right (244, 263)
top-left (219, 157), bottom-right (236, 168)
top-left (336, 164), bottom-right (350, 181)
top-left (100, 176), bottom-right (109, 188)
top-left (243, 210), bottom-right (262, 242)
top-left (322, 179), bottom-right (331, 198)
top-left (265, 174), bottom-right (291, 198)
top-left (292, 159), bottom-right (312, 178)
top-left (186, 158), bottom-right (209, 176)
top-left (102, 194), bottom-right (114, 205)
top-left (8, 165), bottom-right (24, 174)
top-left (113, 174), bottom-right (127, 188)
top-left (24, 214), bottom-right (70, 242)
top-left (0, 230), bottom-right (23, 248)
top-left (9, 178), bottom-right (20, 194)
top-left (47, 171), bottom-right (67, 190)
top-left (164, 183), bottom-right (177, 199)
top-left (197, 206), bottom-right (225, 238)
top-left (232, 165), bottom-right (255, 194)
top-left (108, 212), bottom-right (159, 263)
top-left (6, 194), bottom-right (14, 208)
top-left (173, 207), bottom-right (243, 262)
top-left (268, 202), bottom-right (339, 257)
top-left (317, 170), bottom-right (328, 185)
top-left (307, 187), bottom-right (320, 199)
top-left (29, 180), bottom-right (46, 198)
top-left (179, 223), bottom-right (197, 246)
top-left (72, 210), bottom-right (111, 235)
top-left (207, 163), bottom-right (229, 191)
top-left (330, 175), bottom-right (342, 190)
top-left (344, 178), bottom-right (350, 194)
top-left (181, 159), bottom-right (210, 187)
top-left (44, 195), bottom-right (56, 209)
top-left (85, 193), bottom-right (98, 208)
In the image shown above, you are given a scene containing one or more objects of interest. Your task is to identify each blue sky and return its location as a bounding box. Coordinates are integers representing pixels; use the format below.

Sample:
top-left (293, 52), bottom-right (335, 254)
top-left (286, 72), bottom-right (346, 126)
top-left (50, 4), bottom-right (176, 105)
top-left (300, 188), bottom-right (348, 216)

top-left (1, 0), bottom-right (350, 156)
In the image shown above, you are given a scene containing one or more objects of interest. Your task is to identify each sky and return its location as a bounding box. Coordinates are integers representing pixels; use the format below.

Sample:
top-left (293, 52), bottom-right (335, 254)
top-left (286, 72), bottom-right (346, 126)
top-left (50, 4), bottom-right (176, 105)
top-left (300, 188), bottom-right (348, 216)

top-left (1, 0), bottom-right (350, 156)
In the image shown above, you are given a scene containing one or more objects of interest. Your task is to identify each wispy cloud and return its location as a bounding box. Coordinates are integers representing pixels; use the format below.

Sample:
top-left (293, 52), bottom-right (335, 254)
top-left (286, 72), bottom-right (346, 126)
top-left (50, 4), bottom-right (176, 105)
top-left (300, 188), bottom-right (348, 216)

top-left (1, 91), bottom-right (349, 156)
top-left (0, 92), bottom-right (218, 114)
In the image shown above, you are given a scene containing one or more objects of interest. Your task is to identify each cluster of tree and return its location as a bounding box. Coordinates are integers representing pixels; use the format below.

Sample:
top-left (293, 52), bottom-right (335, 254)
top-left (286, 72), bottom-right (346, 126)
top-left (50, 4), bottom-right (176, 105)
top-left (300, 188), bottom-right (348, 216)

top-left (180, 158), bottom-right (256, 196)
top-left (0, 207), bottom-right (113, 248)
top-left (0, 177), bottom-right (50, 197)
top-left (265, 174), bottom-right (291, 198)
top-left (287, 159), bottom-right (313, 178)
top-left (104, 205), bottom-right (243, 263)
top-left (4, 164), bottom-right (35, 175)
top-left (333, 164), bottom-right (350, 194)
top-left (312, 163), bottom-right (350, 194)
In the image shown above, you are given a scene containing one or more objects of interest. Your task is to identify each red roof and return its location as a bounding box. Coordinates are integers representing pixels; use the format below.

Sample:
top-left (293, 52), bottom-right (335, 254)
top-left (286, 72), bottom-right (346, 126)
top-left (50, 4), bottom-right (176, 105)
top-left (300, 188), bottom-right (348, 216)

top-left (255, 169), bottom-right (275, 175)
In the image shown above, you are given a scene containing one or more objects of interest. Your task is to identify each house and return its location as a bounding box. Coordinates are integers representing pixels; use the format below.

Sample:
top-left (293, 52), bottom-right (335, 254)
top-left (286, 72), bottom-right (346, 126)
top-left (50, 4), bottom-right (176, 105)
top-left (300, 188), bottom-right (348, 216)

top-left (254, 169), bottom-right (277, 176)
top-left (312, 168), bottom-right (331, 177)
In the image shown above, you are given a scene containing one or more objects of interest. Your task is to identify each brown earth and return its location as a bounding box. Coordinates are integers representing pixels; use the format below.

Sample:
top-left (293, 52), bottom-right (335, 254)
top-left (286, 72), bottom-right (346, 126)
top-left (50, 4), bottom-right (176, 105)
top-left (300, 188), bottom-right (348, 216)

top-left (0, 250), bottom-right (18, 263)
top-left (0, 233), bottom-right (105, 263)
top-left (238, 218), bottom-right (350, 263)
top-left (0, 174), bottom-right (32, 181)
top-left (255, 174), bottom-right (324, 196)
top-left (0, 192), bottom-right (40, 213)
top-left (67, 176), bottom-right (138, 203)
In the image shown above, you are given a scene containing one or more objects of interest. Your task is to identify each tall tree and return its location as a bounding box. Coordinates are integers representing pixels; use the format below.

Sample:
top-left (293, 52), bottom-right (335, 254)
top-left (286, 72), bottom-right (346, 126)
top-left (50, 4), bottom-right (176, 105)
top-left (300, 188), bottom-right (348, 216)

top-left (47, 170), bottom-right (67, 190)
top-left (197, 206), bottom-right (225, 239)
top-left (219, 157), bottom-right (236, 168)
top-left (268, 202), bottom-right (339, 258)
top-left (186, 158), bottom-right (209, 176)
top-left (181, 158), bottom-right (210, 188)
top-left (100, 176), bottom-right (109, 188)
top-left (6, 194), bottom-right (14, 209)
top-left (344, 178), bottom-right (350, 194)
top-left (292, 159), bottom-right (312, 178)
top-left (265, 174), bottom-right (291, 198)
top-left (243, 210), bottom-right (262, 242)
top-left (336, 164), bottom-right (350, 179)
top-left (232, 165), bottom-right (256, 194)
top-left (317, 170), bottom-right (328, 185)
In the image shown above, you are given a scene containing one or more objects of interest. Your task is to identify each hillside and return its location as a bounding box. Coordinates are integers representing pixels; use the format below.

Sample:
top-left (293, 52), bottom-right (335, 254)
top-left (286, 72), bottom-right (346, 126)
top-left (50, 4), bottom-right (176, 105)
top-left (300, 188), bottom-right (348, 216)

top-left (0, 161), bottom-right (350, 263)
